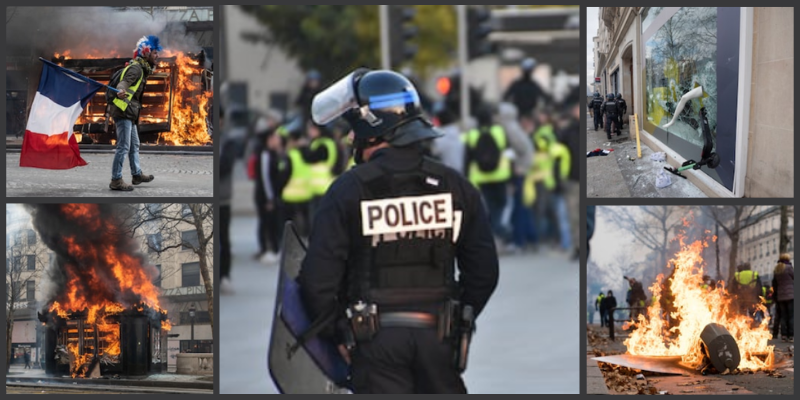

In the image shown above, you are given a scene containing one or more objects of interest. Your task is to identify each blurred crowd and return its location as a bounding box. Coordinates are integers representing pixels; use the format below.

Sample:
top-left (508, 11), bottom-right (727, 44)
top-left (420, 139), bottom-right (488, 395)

top-left (220, 59), bottom-right (581, 274)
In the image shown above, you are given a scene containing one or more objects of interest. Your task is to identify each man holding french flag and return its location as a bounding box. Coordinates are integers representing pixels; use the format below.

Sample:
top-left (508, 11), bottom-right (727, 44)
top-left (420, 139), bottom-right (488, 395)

top-left (19, 59), bottom-right (104, 170)
top-left (20, 35), bottom-right (161, 192)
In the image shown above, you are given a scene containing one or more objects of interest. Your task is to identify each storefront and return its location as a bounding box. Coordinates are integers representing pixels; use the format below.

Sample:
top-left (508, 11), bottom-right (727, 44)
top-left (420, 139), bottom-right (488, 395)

top-left (640, 7), bottom-right (753, 196)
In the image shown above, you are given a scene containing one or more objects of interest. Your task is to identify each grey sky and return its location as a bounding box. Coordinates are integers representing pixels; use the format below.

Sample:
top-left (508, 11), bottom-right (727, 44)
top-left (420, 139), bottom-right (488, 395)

top-left (586, 7), bottom-right (599, 87)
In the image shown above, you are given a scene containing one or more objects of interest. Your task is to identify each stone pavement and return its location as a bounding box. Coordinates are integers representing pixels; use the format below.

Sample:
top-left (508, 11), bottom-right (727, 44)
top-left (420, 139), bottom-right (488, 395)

top-left (5, 365), bottom-right (213, 393)
top-left (6, 153), bottom-right (213, 198)
top-left (586, 116), bottom-right (706, 198)
top-left (219, 166), bottom-right (580, 394)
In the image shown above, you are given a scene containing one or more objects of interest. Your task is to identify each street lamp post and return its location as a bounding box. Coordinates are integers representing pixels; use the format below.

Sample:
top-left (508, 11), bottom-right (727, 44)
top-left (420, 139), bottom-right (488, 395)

top-left (188, 304), bottom-right (196, 353)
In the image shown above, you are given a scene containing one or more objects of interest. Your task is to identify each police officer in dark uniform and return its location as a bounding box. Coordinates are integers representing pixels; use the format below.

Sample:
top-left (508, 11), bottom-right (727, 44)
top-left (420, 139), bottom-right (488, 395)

top-left (616, 93), bottom-right (627, 130)
top-left (299, 69), bottom-right (499, 394)
top-left (589, 92), bottom-right (604, 131)
top-left (601, 93), bottom-right (620, 139)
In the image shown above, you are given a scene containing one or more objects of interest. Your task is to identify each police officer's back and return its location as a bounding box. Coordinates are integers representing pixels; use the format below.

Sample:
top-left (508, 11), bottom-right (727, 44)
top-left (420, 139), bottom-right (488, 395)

top-left (616, 93), bottom-right (627, 128)
top-left (601, 93), bottom-right (621, 138)
top-left (590, 92), bottom-right (604, 131)
top-left (299, 69), bottom-right (499, 394)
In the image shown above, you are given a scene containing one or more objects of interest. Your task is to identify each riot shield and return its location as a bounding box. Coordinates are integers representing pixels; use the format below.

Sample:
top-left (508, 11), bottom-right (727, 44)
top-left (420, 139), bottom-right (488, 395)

top-left (268, 221), bottom-right (350, 394)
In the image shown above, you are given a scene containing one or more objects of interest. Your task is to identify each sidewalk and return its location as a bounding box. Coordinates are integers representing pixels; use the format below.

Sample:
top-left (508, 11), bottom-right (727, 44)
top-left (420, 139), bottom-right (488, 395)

top-left (6, 365), bottom-right (213, 391)
top-left (586, 116), bottom-right (706, 198)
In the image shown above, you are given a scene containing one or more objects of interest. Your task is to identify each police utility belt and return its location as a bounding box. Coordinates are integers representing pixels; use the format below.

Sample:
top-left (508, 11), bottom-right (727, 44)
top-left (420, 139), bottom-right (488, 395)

top-left (343, 299), bottom-right (474, 372)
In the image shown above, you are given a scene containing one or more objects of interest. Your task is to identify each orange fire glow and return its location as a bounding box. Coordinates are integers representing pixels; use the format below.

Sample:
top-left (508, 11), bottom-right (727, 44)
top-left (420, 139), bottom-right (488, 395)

top-left (47, 204), bottom-right (171, 377)
top-left (623, 233), bottom-right (774, 371)
top-left (56, 48), bottom-right (211, 146)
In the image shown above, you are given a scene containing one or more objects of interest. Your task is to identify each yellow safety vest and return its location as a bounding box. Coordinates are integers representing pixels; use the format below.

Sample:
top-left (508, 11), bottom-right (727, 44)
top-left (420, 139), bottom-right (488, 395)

top-left (308, 137), bottom-right (338, 196)
top-left (112, 64), bottom-right (144, 113)
top-left (549, 141), bottom-right (571, 185)
top-left (282, 149), bottom-right (313, 203)
top-left (463, 125), bottom-right (512, 186)
top-left (735, 270), bottom-right (758, 288)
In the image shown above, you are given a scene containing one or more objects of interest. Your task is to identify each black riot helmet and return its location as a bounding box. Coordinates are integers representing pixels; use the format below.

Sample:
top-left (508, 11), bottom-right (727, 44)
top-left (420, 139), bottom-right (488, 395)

top-left (607, 93), bottom-right (615, 100)
top-left (312, 69), bottom-right (440, 148)
top-left (594, 92), bottom-right (600, 98)
top-left (616, 93), bottom-right (622, 100)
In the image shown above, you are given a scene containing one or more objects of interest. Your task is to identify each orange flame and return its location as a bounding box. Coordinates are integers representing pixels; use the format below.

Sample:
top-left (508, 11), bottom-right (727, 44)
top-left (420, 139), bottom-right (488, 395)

top-left (47, 204), bottom-right (173, 377)
top-left (624, 233), bottom-right (774, 371)
top-left (56, 48), bottom-right (211, 145)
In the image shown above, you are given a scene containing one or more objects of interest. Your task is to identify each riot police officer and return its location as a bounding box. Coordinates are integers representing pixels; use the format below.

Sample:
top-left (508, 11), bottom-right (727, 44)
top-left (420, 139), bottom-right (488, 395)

top-left (616, 93), bottom-right (627, 130)
top-left (299, 69), bottom-right (499, 394)
top-left (589, 92), bottom-right (604, 131)
top-left (601, 93), bottom-right (620, 139)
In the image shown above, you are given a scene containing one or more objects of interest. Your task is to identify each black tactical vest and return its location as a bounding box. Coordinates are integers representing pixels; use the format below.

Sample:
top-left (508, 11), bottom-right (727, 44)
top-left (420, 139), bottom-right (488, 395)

top-left (347, 157), bottom-right (459, 308)
top-left (605, 100), bottom-right (618, 114)
top-left (592, 98), bottom-right (603, 111)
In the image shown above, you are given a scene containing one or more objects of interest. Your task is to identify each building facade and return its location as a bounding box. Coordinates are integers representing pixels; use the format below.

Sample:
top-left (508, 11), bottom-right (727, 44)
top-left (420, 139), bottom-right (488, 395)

top-left (593, 7), bottom-right (794, 197)
top-left (5, 204), bottom-right (213, 373)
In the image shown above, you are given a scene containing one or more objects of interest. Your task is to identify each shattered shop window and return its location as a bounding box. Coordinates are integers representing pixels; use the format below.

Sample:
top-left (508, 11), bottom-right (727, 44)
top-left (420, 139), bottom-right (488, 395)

top-left (645, 7), bottom-right (718, 150)
top-left (641, 7), bottom-right (664, 33)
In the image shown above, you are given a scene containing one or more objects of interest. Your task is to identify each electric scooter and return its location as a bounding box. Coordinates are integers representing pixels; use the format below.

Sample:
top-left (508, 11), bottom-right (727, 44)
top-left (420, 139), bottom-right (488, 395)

top-left (662, 86), bottom-right (720, 179)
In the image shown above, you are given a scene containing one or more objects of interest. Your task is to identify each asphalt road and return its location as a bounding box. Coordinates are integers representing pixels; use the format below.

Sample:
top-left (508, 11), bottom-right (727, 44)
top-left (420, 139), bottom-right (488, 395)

top-left (5, 153), bottom-right (213, 198)
top-left (219, 183), bottom-right (580, 394)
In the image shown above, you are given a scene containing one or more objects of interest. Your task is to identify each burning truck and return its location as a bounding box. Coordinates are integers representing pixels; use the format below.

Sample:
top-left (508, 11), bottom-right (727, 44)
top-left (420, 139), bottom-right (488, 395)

top-left (28, 204), bottom-right (171, 378)
top-left (52, 49), bottom-right (212, 146)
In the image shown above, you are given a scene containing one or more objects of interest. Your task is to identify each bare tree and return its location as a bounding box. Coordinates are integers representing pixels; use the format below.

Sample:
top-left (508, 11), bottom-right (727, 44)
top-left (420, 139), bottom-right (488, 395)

top-left (7, 7), bottom-right (16, 24)
top-left (704, 206), bottom-right (781, 283)
top-left (608, 206), bottom-right (687, 278)
top-left (5, 215), bottom-right (48, 373)
top-left (779, 206), bottom-right (794, 253)
top-left (124, 204), bottom-right (215, 333)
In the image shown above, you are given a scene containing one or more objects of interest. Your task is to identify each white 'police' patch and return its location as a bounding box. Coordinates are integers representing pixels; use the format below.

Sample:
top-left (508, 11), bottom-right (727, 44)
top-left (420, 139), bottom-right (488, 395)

top-left (361, 193), bottom-right (453, 235)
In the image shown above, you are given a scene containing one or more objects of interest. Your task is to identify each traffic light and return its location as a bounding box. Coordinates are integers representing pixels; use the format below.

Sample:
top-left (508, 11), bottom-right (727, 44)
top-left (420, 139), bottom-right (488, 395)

top-left (388, 5), bottom-right (418, 68)
top-left (436, 76), bottom-right (452, 96)
top-left (467, 6), bottom-right (494, 60)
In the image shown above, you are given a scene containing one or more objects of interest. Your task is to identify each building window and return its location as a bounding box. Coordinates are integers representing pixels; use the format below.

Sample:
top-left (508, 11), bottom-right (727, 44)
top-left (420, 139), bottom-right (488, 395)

top-left (12, 256), bottom-right (22, 272)
top-left (26, 280), bottom-right (35, 303)
top-left (180, 340), bottom-right (213, 354)
top-left (182, 230), bottom-right (199, 251)
top-left (13, 231), bottom-right (22, 247)
top-left (182, 204), bottom-right (193, 218)
top-left (26, 255), bottom-right (35, 271)
top-left (180, 310), bottom-right (211, 325)
top-left (153, 264), bottom-right (162, 287)
top-left (643, 7), bottom-right (741, 192)
top-left (148, 233), bottom-right (163, 253)
top-left (27, 230), bottom-right (37, 246)
top-left (181, 262), bottom-right (201, 287)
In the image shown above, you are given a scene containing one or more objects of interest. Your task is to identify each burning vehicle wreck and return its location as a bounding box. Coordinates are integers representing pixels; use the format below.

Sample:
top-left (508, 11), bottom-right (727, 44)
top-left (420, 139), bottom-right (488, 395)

top-left (25, 204), bottom-right (172, 378)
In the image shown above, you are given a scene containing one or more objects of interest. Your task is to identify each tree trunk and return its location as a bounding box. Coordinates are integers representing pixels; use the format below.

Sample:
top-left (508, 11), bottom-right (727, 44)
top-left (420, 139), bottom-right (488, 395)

top-left (714, 224), bottom-right (722, 280)
top-left (197, 250), bottom-right (214, 334)
top-left (728, 231), bottom-right (739, 284)
top-left (779, 206), bottom-right (789, 253)
top-left (189, 204), bottom-right (215, 335)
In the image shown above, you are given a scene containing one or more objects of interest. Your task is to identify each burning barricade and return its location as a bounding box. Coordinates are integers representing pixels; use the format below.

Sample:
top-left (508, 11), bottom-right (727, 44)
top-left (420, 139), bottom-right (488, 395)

top-left (618, 232), bottom-right (774, 374)
top-left (29, 204), bottom-right (171, 378)
top-left (53, 49), bottom-right (212, 146)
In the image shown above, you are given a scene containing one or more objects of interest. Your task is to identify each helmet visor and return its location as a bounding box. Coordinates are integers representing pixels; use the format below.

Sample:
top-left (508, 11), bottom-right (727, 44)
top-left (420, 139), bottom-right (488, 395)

top-left (311, 72), bottom-right (358, 125)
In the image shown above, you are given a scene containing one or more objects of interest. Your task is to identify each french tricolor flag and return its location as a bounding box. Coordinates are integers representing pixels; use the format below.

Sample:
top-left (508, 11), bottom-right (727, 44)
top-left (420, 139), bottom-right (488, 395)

top-left (20, 59), bottom-right (105, 169)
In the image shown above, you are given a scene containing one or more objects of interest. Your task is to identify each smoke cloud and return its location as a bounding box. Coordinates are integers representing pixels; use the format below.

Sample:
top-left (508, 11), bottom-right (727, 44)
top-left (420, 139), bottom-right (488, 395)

top-left (24, 204), bottom-right (160, 311)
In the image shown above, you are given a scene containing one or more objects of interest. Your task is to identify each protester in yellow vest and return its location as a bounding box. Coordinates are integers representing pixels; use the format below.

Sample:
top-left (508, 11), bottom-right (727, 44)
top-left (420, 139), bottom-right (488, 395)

top-left (462, 108), bottom-right (512, 240)
top-left (282, 129), bottom-right (313, 236)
